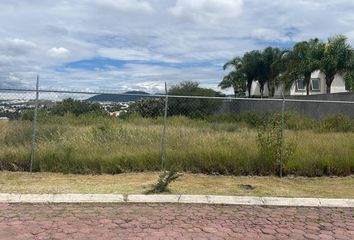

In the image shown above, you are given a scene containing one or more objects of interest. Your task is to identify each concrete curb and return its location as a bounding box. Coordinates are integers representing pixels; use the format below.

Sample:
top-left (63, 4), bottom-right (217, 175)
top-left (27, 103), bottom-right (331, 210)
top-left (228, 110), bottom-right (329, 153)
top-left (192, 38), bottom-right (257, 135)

top-left (0, 193), bottom-right (353, 208)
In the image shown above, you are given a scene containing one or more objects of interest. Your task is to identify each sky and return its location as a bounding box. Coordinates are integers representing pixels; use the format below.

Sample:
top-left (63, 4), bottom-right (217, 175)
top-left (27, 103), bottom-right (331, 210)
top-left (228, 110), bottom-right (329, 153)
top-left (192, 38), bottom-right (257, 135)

top-left (1, 0), bottom-right (354, 94)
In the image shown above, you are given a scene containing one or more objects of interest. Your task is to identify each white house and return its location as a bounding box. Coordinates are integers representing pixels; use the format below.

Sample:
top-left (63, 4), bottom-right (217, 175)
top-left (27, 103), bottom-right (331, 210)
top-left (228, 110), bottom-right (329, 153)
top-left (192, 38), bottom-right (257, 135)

top-left (249, 70), bottom-right (348, 97)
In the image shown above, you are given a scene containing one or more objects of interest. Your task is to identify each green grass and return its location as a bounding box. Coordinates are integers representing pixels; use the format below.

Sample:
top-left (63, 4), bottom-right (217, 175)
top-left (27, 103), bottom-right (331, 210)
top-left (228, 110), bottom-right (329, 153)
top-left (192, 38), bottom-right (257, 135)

top-left (0, 114), bottom-right (353, 176)
top-left (0, 171), bottom-right (353, 198)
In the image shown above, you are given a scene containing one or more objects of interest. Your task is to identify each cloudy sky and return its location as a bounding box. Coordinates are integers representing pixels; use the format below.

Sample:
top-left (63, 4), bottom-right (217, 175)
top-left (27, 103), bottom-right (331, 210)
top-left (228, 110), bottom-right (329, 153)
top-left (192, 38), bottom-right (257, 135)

top-left (1, 0), bottom-right (354, 93)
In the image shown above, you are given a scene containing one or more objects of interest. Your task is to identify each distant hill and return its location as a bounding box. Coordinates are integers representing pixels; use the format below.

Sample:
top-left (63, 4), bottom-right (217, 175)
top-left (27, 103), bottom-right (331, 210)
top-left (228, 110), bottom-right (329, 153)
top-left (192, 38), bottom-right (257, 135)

top-left (87, 91), bottom-right (150, 102)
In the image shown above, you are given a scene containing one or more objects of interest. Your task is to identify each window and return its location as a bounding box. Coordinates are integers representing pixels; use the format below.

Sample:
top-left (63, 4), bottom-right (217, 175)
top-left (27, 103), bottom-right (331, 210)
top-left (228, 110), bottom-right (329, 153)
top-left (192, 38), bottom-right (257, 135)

top-left (311, 78), bottom-right (320, 91)
top-left (296, 79), bottom-right (305, 91)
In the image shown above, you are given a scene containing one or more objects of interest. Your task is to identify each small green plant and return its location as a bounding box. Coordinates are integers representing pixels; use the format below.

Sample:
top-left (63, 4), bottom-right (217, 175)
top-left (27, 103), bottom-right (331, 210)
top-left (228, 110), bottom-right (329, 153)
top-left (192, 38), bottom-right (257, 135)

top-left (146, 170), bottom-right (181, 194)
top-left (257, 115), bottom-right (296, 175)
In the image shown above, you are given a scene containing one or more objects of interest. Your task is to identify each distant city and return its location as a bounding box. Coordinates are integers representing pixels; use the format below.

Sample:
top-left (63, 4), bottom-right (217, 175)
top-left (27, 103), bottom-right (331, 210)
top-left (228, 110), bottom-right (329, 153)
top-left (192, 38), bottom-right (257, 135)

top-left (0, 90), bottom-right (151, 120)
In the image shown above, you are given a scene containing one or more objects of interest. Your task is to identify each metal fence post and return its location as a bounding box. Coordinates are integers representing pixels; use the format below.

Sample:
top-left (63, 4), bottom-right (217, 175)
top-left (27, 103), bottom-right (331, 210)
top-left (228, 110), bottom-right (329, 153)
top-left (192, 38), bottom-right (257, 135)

top-left (30, 75), bottom-right (39, 172)
top-left (160, 82), bottom-right (168, 170)
top-left (280, 91), bottom-right (286, 178)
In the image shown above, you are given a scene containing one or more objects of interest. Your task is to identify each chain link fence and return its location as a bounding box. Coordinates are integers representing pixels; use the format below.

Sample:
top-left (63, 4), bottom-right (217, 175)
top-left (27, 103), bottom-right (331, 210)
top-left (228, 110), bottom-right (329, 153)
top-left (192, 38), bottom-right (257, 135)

top-left (1, 83), bottom-right (354, 177)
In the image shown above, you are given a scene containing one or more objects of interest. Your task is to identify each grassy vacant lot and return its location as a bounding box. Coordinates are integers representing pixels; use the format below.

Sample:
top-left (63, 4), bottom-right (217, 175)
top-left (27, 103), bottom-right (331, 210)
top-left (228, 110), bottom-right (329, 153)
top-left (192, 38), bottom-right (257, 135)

top-left (0, 171), bottom-right (353, 198)
top-left (0, 114), bottom-right (353, 176)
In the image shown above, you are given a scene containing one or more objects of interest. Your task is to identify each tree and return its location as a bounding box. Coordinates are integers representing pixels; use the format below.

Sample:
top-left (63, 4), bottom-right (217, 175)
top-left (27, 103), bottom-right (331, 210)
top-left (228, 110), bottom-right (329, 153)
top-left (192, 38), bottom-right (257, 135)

top-left (218, 70), bottom-right (246, 97)
top-left (168, 81), bottom-right (225, 119)
top-left (50, 98), bottom-right (105, 116)
top-left (282, 39), bottom-right (324, 95)
top-left (222, 52), bottom-right (264, 98)
top-left (222, 57), bottom-right (248, 97)
top-left (260, 47), bottom-right (287, 97)
top-left (344, 71), bottom-right (354, 92)
top-left (320, 35), bottom-right (354, 93)
top-left (243, 50), bottom-right (267, 97)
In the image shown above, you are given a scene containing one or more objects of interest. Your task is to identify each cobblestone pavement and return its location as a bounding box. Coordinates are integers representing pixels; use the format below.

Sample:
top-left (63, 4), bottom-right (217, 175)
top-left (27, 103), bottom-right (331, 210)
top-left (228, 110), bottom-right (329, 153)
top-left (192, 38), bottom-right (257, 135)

top-left (0, 203), bottom-right (353, 240)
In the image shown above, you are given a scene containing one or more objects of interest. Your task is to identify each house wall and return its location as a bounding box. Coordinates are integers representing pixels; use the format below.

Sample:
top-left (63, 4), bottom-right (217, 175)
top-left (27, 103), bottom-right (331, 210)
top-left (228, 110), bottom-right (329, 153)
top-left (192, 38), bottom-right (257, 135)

top-left (249, 81), bottom-right (269, 97)
top-left (289, 71), bottom-right (346, 95)
top-left (249, 70), bottom-right (347, 97)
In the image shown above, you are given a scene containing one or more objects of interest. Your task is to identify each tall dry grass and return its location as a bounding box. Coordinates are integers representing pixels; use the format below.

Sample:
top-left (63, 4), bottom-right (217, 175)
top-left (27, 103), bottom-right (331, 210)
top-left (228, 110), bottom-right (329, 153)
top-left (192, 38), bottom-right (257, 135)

top-left (0, 115), bottom-right (353, 176)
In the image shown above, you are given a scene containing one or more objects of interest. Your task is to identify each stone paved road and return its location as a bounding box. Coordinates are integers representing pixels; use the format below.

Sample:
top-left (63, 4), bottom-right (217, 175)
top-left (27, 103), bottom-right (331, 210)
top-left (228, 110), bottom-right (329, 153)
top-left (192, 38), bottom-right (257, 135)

top-left (0, 203), bottom-right (353, 240)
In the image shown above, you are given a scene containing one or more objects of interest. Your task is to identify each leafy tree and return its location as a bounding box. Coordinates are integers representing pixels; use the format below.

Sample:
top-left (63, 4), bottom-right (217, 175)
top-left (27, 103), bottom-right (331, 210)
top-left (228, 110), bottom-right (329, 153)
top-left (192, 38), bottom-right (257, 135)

top-left (168, 81), bottom-right (225, 118)
top-left (282, 39), bottom-right (324, 95)
top-left (320, 35), bottom-right (354, 93)
top-left (50, 98), bottom-right (105, 116)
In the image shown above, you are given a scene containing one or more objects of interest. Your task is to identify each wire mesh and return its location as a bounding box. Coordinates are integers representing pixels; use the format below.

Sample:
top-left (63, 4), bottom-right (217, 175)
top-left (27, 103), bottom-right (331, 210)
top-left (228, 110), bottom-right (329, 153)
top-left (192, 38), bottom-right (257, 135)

top-left (0, 86), bottom-right (353, 177)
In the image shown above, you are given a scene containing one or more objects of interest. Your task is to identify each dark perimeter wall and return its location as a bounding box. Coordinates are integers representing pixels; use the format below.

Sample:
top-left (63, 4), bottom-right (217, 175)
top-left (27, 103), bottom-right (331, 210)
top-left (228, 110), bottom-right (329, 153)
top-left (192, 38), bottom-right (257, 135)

top-left (220, 92), bottom-right (354, 119)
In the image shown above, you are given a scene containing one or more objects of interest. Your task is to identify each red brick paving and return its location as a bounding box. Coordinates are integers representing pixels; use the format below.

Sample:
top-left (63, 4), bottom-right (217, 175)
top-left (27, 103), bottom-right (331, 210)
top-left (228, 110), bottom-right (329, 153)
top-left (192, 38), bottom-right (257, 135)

top-left (0, 203), bottom-right (353, 239)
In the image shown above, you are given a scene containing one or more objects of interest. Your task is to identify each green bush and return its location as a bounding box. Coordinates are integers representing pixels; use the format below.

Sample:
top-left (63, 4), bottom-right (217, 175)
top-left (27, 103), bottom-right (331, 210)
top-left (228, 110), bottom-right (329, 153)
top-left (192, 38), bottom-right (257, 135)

top-left (128, 98), bottom-right (165, 118)
top-left (146, 170), bottom-right (181, 194)
top-left (284, 112), bottom-right (315, 130)
top-left (316, 114), bottom-right (354, 133)
top-left (50, 98), bottom-right (106, 117)
top-left (168, 81), bottom-right (225, 119)
top-left (257, 115), bottom-right (296, 175)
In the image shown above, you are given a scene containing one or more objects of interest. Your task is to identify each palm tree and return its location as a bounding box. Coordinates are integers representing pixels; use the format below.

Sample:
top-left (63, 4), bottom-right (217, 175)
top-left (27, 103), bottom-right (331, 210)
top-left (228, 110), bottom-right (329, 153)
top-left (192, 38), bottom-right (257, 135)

top-left (218, 70), bottom-right (246, 97)
top-left (241, 50), bottom-right (266, 97)
top-left (242, 51), bottom-right (266, 97)
top-left (222, 56), bottom-right (253, 97)
top-left (260, 47), bottom-right (287, 97)
top-left (282, 38), bottom-right (324, 95)
top-left (222, 49), bottom-right (287, 98)
top-left (344, 56), bottom-right (354, 92)
top-left (320, 35), bottom-right (354, 93)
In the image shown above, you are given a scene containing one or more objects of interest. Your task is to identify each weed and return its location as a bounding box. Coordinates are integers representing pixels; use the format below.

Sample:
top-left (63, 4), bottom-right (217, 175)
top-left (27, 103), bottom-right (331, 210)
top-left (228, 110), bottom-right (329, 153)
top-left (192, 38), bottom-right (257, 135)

top-left (146, 170), bottom-right (182, 194)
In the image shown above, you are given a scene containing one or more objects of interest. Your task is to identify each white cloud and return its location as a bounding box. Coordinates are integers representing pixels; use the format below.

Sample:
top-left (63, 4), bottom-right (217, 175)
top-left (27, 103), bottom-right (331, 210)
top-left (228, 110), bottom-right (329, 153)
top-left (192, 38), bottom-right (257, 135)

top-left (0, 38), bottom-right (36, 56)
top-left (252, 28), bottom-right (291, 43)
top-left (47, 47), bottom-right (70, 58)
top-left (0, 0), bottom-right (354, 93)
top-left (94, 0), bottom-right (154, 13)
top-left (170, 0), bottom-right (243, 23)
top-left (97, 47), bottom-right (179, 63)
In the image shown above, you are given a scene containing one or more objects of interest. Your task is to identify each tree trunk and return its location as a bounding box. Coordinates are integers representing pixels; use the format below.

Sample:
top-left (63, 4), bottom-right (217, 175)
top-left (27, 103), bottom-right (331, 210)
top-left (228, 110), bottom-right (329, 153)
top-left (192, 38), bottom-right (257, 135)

top-left (271, 81), bottom-right (275, 97)
top-left (233, 88), bottom-right (237, 98)
top-left (326, 75), bottom-right (335, 94)
top-left (247, 81), bottom-right (252, 98)
top-left (268, 80), bottom-right (274, 97)
top-left (260, 85), bottom-right (264, 98)
top-left (304, 73), bottom-right (311, 96)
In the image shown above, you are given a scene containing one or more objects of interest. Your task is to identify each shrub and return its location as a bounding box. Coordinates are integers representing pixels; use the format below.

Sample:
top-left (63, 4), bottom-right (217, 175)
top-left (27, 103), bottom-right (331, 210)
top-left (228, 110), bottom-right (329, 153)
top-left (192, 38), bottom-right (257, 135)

top-left (241, 112), bottom-right (268, 127)
top-left (284, 112), bottom-right (315, 130)
top-left (50, 98), bottom-right (106, 117)
top-left (316, 114), bottom-right (354, 133)
top-left (0, 110), bottom-right (21, 120)
top-left (168, 81), bottom-right (225, 119)
top-left (257, 115), bottom-right (296, 175)
top-left (128, 98), bottom-right (165, 118)
top-left (146, 170), bottom-right (181, 194)
top-left (21, 109), bottom-right (49, 121)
